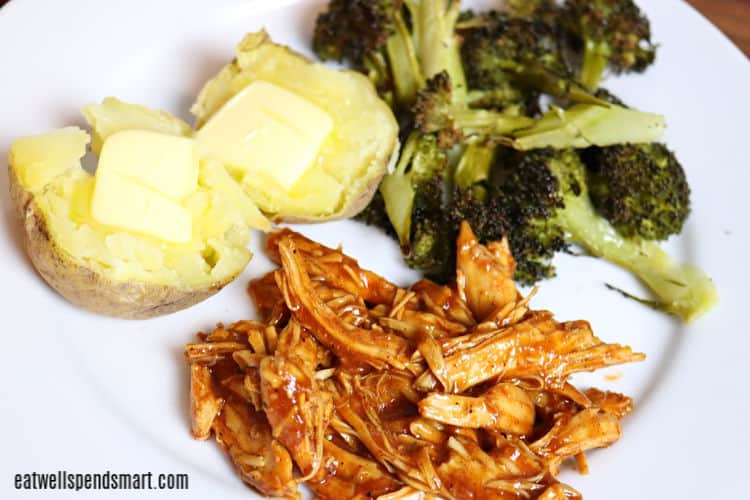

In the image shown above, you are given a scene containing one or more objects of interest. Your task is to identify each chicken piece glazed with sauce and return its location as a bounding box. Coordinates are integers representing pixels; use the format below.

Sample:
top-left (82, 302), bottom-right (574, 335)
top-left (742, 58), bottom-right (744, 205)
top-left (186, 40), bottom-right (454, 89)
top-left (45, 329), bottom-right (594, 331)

top-left (185, 223), bottom-right (644, 499)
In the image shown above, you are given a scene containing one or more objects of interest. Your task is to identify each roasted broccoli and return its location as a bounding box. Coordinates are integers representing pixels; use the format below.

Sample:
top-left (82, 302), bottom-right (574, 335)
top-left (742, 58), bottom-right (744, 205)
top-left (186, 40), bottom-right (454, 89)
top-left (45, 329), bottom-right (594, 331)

top-left (496, 148), bottom-right (716, 321)
top-left (561, 0), bottom-right (657, 90)
top-left (314, 0), bottom-right (470, 109)
top-left (506, 0), bottom-right (561, 21)
top-left (414, 72), bottom-right (535, 148)
top-left (511, 103), bottom-right (666, 150)
top-left (404, 0), bottom-right (467, 97)
top-left (372, 134), bottom-right (508, 281)
top-left (313, 0), bottom-right (423, 106)
top-left (582, 143), bottom-right (690, 241)
top-left (379, 133), bottom-right (449, 250)
top-left (491, 149), bottom-right (571, 283)
top-left (406, 180), bottom-right (510, 282)
top-left (459, 9), bottom-right (606, 106)
top-left (320, 0), bottom-right (716, 322)
top-left (459, 11), bottom-right (564, 88)
top-left (415, 74), bottom-right (666, 151)
top-left (580, 90), bottom-right (690, 241)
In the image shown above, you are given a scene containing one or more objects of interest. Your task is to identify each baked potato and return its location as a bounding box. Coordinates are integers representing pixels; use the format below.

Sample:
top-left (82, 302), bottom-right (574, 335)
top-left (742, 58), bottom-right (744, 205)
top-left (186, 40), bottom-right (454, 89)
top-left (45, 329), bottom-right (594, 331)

top-left (9, 120), bottom-right (269, 319)
top-left (8, 30), bottom-right (400, 318)
top-left (191, 31), bottom-right (400, 222)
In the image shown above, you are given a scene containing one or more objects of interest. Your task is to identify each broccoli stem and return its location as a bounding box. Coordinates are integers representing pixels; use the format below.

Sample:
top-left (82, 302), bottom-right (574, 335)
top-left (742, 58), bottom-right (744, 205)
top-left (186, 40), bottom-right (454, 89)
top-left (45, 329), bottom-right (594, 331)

top-left (380, 134), bottom-right (420, 247)
top-left (451, 108), bottom-right (536, 137)
top-left (409, 0), bottom-right (467, 101)
top-left (580, 39), bottom-right (610, 90)
top-left (466, 88), bottom-right (525, 108)
top-left (386, 12), bottom-right (425, 106)
top-left (454, 143), bottom-right (496, 192)
top-left (515, 66), bottom-right (609, 106)
top-left (557, 190), bottom-right (718, 322)
top-left (512, 104), bottom-right (666, 150)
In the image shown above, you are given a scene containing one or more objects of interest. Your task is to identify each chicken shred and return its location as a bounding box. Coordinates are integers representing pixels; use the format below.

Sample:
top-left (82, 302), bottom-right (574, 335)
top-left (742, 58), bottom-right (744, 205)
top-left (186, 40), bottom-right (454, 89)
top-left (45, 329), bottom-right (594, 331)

top-left (185, 223), bottom-right (645, 499)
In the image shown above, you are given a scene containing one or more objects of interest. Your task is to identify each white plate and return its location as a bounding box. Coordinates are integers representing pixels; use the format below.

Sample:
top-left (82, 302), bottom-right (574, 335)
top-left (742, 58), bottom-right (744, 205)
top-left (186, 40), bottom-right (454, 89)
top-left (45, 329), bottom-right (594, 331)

top-left (0, 0), bottom-right (748, 498)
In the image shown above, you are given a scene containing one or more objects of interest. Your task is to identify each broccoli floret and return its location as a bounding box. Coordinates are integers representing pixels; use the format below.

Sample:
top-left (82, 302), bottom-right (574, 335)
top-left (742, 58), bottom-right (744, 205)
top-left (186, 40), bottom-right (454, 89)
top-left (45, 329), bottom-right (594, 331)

top-left (313, 0), bottom-right (395, 64)
top-left (375, 133), bottom-right (508, 282)
top-left (460, 12), bottom-right (563, 87)
top-left (406, 177), bottom-right (452, 277)
top-left (579, 91), bottom-right (690, 241)
top-left (495, 149), bottom-right (573, 283)
top-left (458, 11), bottom-right (605, 106)
top-left (506, 0), bottom-right (560, 20)
top-left (561, 0), bottom-right (656, 90)
top-left (404, 181), bottom-right (510, 282)
top-left (449, 188), bottom-right (508, 244)
top-left (314, 0), bottom-right (472, 110)
top-left (497, 148), bottom-right (716, 321)
top-left (582, 143), bottom-right (691, 241)
top-left (313, 0), bottom-right (423, 106)
top-left (409, 181), bottom-right (509, 283)
top-left (414, 72), bottom-right (536, 148)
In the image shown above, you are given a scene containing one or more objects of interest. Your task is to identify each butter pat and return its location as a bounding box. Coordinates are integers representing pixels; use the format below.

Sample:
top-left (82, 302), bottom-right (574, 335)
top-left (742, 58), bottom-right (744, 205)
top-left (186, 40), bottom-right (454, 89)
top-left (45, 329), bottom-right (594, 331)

top-left (91, 129), bottom-right (198, 243)
top-left (91, 171), bottom-right (193, 243)
top-left (98, 129), bottom-right (199, 200)
top-left (195, 80), bottom-right (334, 191)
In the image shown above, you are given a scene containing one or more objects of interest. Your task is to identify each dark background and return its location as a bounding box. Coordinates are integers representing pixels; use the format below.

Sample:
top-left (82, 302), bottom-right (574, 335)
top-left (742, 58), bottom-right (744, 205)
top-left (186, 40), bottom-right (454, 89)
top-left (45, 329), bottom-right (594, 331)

top-left (0, 0), bottom-right (746, 56)
top-left (687, 0), bottom-right (750, 56)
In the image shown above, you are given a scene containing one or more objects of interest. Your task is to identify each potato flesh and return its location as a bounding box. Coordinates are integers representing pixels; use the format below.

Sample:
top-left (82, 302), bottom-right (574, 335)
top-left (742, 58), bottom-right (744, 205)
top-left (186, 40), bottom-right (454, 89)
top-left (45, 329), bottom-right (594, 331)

top-left (191, 31), bottom-right (399, 220)
top-left (9, 127), bottom-right (89, 190)
top-left (82, 97), bottom-right (193, 155)
top-left (11, 128), bottom-right (255, 288)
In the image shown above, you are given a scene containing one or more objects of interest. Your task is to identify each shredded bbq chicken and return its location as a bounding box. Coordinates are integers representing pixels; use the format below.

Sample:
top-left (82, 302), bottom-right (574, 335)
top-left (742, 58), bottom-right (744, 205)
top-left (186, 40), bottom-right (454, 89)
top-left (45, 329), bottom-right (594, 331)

top-left (185, 222), bottom-right (645, 499)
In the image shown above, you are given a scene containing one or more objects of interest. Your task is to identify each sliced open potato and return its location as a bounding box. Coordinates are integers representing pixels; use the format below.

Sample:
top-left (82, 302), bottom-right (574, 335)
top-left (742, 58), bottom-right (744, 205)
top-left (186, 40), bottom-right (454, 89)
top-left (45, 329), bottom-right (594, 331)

top-left (191, 31), bottom-right (400, 222)
top-left (9, 114), bottom-right (268, 318)
top-left (8, 31), bottom-right (400, 317)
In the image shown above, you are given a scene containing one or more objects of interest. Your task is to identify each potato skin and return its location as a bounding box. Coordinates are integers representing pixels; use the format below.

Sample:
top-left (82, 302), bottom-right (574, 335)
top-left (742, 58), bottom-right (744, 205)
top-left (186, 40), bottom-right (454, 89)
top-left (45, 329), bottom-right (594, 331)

top-left (8, 166), bottom-right (236, 319)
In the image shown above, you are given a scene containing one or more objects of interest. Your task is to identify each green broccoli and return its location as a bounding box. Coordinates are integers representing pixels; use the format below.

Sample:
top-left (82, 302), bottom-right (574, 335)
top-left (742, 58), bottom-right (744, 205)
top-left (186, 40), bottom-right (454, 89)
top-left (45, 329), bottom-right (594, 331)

top-left (511, 103), bottom-right (666, 150)
top-left (466, 86), bottom-right (541, 116)
top-left (414, 72), bottom-right (535, 149)
top-left (313, 0), bottom-right (423, 107)
top-left (496, 148), bottom-right (717, 321)
top-left (458, 10), bottom-right (605, 106)
top-left (375, 133), bottom-right (507, 281)
top-left (414, 73), bottom-right (667, 150)
top-left (379, 133), bottom-right (449, 250)
top-left (404, 0), bottom-right (467, 99)
top-left (506, 0), bottom-right (560, 20)
top-left (406, 181), bottom-right (510, 282)
top-left (582, 143), bottom-right (691, 241)
top-left (561, 0), bottom-right (657, 90)
top-left (493, 149), bottom-right (570, 283)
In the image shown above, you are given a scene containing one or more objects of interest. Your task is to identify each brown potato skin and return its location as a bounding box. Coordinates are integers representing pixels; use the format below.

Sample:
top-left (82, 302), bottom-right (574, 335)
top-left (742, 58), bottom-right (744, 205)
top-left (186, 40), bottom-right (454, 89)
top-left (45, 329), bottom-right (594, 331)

top-left (8, 166), bottom-right (236, 319)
